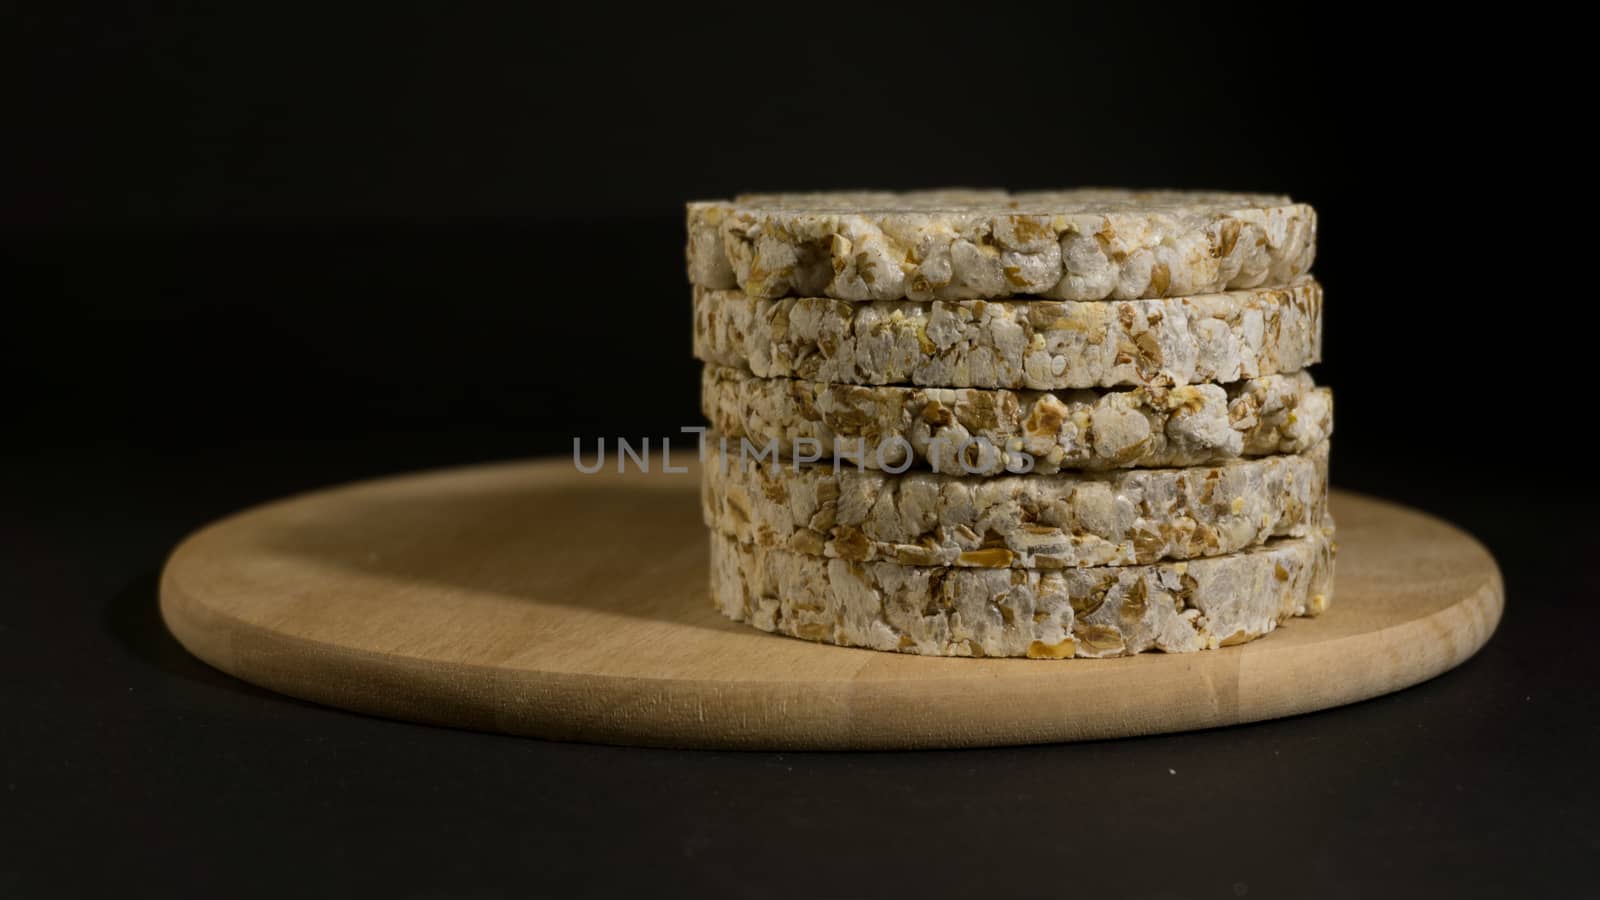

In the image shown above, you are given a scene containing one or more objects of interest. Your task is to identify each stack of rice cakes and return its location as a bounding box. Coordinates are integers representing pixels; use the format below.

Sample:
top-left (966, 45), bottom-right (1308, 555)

top-left (690, 190), bottom-right (1333, 659)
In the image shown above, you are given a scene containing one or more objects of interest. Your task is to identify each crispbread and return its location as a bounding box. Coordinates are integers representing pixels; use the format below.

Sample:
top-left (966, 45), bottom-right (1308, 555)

top-left (702, 441), bottom-right (1328, 568)
top-left (687, 189), bottom-right (1315, 302)
top-left (701, 366), bottom-right (1331, 474)
top-left (709, 521), bottom-right (1335, 658)
top-left (693, 279), bottom-right (1321, 390)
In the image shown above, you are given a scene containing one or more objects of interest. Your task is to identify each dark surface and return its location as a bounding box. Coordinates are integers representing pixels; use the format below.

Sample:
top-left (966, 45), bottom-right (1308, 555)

top-left (7, 5), bottom-right (1594, 899)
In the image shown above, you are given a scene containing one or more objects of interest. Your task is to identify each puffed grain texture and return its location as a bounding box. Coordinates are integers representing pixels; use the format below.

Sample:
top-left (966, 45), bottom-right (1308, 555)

top-left (693, 280), bottom-right (1322, 390)
top-left (700, 366), bottom-right (1332, 474)
top-left (708, 522), bottom-right (1335, 658)
top-left (703, 442), bottom-right (1329, 568)
top-left (686, 189), bottom-right (1316, 302)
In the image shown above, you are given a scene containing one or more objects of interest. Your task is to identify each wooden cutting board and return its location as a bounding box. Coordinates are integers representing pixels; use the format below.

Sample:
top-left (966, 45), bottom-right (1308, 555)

top-left (160, 458), bottom-right (1502, 750)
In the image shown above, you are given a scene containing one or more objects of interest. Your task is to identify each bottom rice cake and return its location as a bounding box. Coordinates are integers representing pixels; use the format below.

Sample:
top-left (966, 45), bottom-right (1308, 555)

top-left (709, 521), bottom-right (1334, 658)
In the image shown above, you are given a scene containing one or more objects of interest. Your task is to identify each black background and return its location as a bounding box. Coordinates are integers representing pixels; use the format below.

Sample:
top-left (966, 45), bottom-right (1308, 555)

top-left (6, 5), bottom-right (1596, 898)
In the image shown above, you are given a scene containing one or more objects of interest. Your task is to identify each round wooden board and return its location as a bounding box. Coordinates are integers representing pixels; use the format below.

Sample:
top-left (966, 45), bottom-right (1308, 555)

top-left (161, 458), bottom-right (1503, 750)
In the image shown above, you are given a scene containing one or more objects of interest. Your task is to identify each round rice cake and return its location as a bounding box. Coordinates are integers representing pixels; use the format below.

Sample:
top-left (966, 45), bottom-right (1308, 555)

top-left (700, 366), bottom-right (1332, 475)
top-left (687, 189), bottom-right (1316, 302)
top-left (702, 441), bottom-right (1329, 568)
top-left (693, 279), bottom-right (1322, 390)
top-left (708, 522), bottom-right (1335, 658)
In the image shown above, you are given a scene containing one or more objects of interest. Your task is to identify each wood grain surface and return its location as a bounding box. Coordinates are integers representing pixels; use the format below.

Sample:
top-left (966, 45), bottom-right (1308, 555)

top-left (160, 457), bottom-right (1502, 750)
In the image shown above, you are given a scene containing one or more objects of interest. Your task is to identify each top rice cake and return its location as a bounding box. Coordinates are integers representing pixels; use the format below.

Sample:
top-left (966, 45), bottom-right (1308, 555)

top-left (687, 189), bottom-right (1315, 303)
